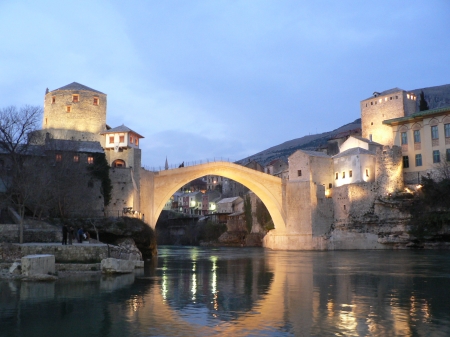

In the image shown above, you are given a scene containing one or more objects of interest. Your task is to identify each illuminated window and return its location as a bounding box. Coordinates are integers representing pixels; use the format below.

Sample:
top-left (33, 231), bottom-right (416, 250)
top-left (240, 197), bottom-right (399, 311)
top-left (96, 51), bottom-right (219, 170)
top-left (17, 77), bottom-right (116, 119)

top-left (93, 97), bottom-right (99, 105)
top-left (402, 156), bottom-right (409, 168)
top-left (72, 95), bottom-right (79, 102)
top-left (88, 156), bottom-right (94, 164)
top-left (414, 130), bottom-right (421, 143)
top-left (407, 94), bottom-right (410, 99)
top-left (135, 138), bottom-right (138, 145)
top-left (431, 126), bottom-right (439, 140)
top-left (415, 154), bottom-right (422, 167)
top-left (51, 96), bottom-right (56, 104)
top-left (109, 136), bottom-right (114, 143)
top-left (73, 155), bottom-right (79, 163)
top-left (335, 172), bottom-right (338, 180)
top-left (66, 106), bottom-right (71, 112)
top-left (433, 150), bottom-right (440, 163)
top-left (401, 132), bottom-right (407, 145)
top-left (112, 159), bottom-right (126, 167)
top-left (119, 135), bottom-right (124, 143)
top-left (349, 170), bottom-right (352, 177)
top-left (56, 154), bottom-right (62, 162)
top-left (297, 170), bottom-right (302, 177)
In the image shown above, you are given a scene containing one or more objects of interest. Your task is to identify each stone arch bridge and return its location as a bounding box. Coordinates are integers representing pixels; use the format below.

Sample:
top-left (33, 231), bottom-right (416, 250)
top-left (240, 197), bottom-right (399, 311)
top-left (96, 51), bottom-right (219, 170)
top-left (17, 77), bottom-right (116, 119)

top-left (140, 161), bottom-right (326, 250)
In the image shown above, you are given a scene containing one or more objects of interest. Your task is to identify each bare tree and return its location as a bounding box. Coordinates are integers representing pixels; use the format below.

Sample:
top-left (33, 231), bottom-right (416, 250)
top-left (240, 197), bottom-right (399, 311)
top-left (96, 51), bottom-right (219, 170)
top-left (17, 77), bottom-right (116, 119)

top-left (0, 105), bottom-right (43, 243)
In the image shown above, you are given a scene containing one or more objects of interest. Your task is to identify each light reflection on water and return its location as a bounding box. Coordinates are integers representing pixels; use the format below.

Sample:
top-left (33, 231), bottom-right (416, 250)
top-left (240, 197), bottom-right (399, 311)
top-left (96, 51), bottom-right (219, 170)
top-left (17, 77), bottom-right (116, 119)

top-left (1, 247), bottom-right (450, 336)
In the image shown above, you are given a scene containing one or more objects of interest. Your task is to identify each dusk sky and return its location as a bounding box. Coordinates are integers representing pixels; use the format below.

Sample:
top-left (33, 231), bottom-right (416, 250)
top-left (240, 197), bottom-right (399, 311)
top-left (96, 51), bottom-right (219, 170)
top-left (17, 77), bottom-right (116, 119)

top-left (1, 1), bottom-right (449, 168)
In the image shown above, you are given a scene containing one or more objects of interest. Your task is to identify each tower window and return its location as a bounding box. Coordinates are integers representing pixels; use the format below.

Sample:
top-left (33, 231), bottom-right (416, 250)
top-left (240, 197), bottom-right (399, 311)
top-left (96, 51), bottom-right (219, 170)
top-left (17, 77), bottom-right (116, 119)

top-left (366, 169), bottom-right (369, 177)
top-left (73, 155), bottom-right (79, 163)
top-left (335, 172), bottom-right (338, 180)
top-left (51, 96), bottom-right (56, 104)
top-left (88, 156), bottom-right (94, 164)
top-left (349, 170), bottom-right (352, 177)
top-left (342, 172), bottom-right (345, 179)
top-left (93, 97), bottom-right (99, 105)
top-left (72, 95), bottom-right (79, 102)
top-left (297, 170), bottom-right (302, 177)
top-left (66, 106), bottom-right (71, 112)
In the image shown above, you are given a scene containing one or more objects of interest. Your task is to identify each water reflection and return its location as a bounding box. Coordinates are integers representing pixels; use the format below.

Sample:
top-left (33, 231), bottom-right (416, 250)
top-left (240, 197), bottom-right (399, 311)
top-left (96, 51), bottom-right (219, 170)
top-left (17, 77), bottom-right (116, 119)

top-left (1, 248), bottom-right (450, 336)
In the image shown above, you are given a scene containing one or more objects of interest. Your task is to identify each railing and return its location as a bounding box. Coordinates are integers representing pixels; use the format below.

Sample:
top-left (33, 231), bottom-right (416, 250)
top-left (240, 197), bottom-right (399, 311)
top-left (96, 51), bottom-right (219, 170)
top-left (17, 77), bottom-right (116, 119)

top-left (143, 157), bottom-right (237, 172)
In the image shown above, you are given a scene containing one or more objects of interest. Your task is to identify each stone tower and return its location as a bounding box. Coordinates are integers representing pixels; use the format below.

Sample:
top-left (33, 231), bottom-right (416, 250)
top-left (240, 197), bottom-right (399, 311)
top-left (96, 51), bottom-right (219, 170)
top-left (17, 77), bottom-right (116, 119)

top-left (42, 82), bottom-right (107, 142)
top-left (360, 88), bottom-right (416, 146)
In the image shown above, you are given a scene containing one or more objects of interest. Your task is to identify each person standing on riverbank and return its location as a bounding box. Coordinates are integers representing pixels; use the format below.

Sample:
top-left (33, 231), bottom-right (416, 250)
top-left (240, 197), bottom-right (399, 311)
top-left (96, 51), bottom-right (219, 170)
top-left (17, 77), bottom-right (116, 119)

top-left (62, 224), bottom-right (68, 245)
top-left (68, 226), bottom-right (74, 245)
top-left (77, 228), bottom-right (84, 243)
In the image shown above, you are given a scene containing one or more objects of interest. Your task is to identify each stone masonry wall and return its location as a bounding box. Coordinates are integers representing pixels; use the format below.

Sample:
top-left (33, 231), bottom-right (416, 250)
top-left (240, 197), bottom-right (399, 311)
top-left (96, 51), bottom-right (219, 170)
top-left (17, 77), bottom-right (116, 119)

top-left (43, 89), bottom-right (107, 137)
top-left (361, 90), bottom-right (407, 145)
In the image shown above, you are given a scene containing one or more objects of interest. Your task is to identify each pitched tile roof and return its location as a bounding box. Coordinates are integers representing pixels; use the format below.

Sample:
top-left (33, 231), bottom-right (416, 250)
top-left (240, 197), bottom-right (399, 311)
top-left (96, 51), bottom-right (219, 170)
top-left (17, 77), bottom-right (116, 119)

top-left (333, 147), bottom-right (375, 159)
top-left (51, 82), bottom-right (104, 94)
top-left (383, 106), bottom-right (450, 125)
top-left (100, 124), bottom-right (144, 138)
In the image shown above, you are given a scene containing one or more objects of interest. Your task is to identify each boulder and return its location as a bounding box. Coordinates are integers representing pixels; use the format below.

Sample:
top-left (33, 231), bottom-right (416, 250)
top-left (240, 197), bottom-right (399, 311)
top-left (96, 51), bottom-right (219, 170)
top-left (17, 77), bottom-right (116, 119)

top-left (21, 254), bottom-right (55, 276)
top-left (101, 258), bottom-right (135, 274)
top-left (9, 261), bottom-right (21, 275)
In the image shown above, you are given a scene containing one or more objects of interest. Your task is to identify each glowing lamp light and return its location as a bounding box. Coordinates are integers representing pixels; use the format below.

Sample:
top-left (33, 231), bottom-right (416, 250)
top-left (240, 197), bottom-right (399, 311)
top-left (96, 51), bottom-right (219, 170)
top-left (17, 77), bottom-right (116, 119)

top-left (416, 184), bottom-right (422, 189)
top-left (325, 189), bottom-right (331, 198)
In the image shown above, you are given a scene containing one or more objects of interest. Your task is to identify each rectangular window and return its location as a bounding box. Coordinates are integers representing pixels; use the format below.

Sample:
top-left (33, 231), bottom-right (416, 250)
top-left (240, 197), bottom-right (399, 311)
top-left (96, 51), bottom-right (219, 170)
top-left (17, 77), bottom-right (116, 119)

top-left (88, 156), bottom-right (94, 164)
top-left (56, 154), bottom-right (62, 162)
top-left (415, 154), bottom-right (422, 167)
top-left (402, 156), bottom-right (409, 168)
top-left (335, 172), bottom-right (338, 180)
top-left (414, 130), bottom-right (421, 143)
top-left (72, 95), bottom-right (79, 102)
top-left (51, 96), bottom-right (56, 104)
top-left (342, 172), bottom-right (345, 179)
top-left (328, 183), bottom-right (332, 189)
top-left (365, 169), bottom-right (369, 177)
top-left (135, 138), bottom-right (138, 145)
top-left (401, 132), bottom-right (407, 145)
top-left (433, 150), bottom-right (441, 163)
top-left (297, 170), bottom-right (302, 177)
top-left (431, 125), bottom-right (439, 140)
top-left (445, 124), bottom-right (450, 138)
top-left (349, 170), bottom-right (352, 177)
top-left (109, 136), bottom-right (114, 144)
top-left (130, 136), bottom-right (133, 143)
top-left (119, 135), bottom-right (124, 143)
top-left (66, 106), bottom-right (71, 112)
top-left (73, 155), bottom-right (79, 163)
top-left (447, 149), bottom-right (450, 162)
top-left (93, 97), bottom-right (99, 106)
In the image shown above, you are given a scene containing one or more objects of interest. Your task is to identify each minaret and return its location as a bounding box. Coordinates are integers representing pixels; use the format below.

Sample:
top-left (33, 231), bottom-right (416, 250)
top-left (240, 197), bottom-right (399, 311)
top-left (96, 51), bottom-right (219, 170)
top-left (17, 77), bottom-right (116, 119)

top-left (165, 157), bottom-right (169, 170)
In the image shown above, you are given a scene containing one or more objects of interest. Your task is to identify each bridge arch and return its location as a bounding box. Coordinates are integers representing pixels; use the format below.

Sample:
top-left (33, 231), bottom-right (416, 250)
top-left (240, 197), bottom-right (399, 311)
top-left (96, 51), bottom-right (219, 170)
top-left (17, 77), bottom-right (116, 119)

top-left (140, 161), bottom-right (286, 231)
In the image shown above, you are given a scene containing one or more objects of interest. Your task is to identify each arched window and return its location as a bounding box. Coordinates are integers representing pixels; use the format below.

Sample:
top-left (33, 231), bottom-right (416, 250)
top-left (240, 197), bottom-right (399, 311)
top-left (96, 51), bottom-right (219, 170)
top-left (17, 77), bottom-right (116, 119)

top-left (112, 159), bottom-right (126, 168)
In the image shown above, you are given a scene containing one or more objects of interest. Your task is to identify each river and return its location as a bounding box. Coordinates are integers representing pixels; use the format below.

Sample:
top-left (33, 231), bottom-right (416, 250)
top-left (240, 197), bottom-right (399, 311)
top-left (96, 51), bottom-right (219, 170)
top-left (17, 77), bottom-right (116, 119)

top-left (1, 246), bottom-right (450, 336)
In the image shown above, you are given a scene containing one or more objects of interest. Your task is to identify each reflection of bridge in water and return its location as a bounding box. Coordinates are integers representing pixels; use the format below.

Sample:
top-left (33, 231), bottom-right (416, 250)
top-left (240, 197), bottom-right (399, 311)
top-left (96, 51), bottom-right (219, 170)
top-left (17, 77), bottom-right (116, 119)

top-left (129, 250), bottom-right (315, 336)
